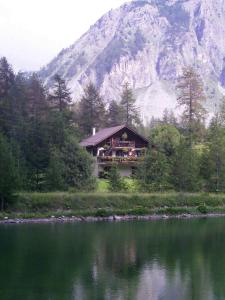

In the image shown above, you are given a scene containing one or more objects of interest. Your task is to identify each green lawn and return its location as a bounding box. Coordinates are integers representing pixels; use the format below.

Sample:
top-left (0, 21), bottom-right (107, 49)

top-left (97, 178), bottom-right (137, 192)
top-left (97, 179), bottom-right (110, 192)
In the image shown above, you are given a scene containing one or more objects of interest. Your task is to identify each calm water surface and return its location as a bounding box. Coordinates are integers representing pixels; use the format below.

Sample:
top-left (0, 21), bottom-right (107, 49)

top-left (0, 218), bottom-right (225, 300)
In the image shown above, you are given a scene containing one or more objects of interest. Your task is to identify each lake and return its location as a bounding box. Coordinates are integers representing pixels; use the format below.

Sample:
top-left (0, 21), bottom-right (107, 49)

top-left (0, 218), bottom-right (225, 300)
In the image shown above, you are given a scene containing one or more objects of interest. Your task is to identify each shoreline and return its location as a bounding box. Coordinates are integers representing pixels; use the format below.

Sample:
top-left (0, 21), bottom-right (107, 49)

top-left (2, 191), bottom-right (225, 225)
top-left (1, 213), bottom-right (225, 225)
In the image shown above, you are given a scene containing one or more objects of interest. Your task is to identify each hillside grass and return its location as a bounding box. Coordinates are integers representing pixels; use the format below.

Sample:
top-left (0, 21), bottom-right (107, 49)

top-left (1, 191), bottom-right (225, 220)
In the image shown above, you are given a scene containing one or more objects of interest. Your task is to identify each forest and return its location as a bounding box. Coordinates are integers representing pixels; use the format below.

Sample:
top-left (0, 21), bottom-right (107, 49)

top-left (1, 56), bottom-right (225, 210)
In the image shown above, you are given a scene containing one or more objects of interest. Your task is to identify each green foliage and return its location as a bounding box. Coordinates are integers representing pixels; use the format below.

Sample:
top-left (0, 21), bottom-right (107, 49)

top-left (176, 66), bottom-right (207, 144)
top-left (136, 149), bottom-right (171, 192)
top-left (78, 82), bottom-right (106, 136)
top-left (129, 206), bottom-right (148, 215)
top-left (107, 100), bottom-right (124, 126)
top-left (197, 204), bottom-right (208, 214)
top-left (95, 209), bottom-right (110, 217)
top-left (9, 192), bottom-right (225, 218)
top-left (108, 165), bottom-right (128, 192)
top-left (25, 117), bottom-right (50, 191)
top-left (200, 118), bottom-right (225, 192)
top-left (97, 179), bottom-right (110, 192)
top-left (0, 57), bottom-right (14, 98)
top-left (120, 82), bottom-right (140, 127)
top-left (62, 137), bottom-right (96, 191)
top-left (45, 148), bottom-right (66, 191)
top-left (172, 140), bottom-right (201, 192)
top-left (49, 74), bottom-right (72, 112)
top-left (162, 108), bottom-right (178, 127)
top-left (0, 134), bottom-right (19, 209)
top-left (2, 56), bottom-right (225, 196)
top-left (149, 124), bottom-right (181, 157)
top-left (0, 57), bottom-right (96, 194)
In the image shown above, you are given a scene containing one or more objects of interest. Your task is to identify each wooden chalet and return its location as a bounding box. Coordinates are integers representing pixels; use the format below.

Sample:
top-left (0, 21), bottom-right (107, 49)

top-left (80, 124), bottom-right (149, 177)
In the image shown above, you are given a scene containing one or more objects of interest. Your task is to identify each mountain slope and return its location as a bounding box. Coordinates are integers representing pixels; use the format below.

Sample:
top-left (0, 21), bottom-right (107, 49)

top-left (39, 0), bottom-right (225, 122)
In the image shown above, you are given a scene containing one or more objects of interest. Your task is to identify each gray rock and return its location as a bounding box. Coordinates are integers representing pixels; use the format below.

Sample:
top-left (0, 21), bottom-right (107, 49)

top-left (39, 0), bottom-right (225, 122)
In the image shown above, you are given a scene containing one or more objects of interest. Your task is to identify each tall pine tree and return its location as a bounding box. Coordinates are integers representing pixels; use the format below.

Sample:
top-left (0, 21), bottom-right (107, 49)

top-left (25, 75), bottom-right (50, 190)
top-left (79, 82), bottom-right (106, 136)
top-left (0, 57), bottom-right (15, 136)
top-left (120, 82), bottom-right (140, 127)
top-left (0, 57), bottom-right (14, 98)
top-left (176, 66), bottom-right (207, 145)
top-left (49, 74), bottom-right (72, 112)
top-left (107, 100), bottom-right (124, 127)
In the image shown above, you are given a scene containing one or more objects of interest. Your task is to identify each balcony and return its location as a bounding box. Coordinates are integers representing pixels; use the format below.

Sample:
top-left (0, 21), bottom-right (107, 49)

top-left (97, 155), bottom-right (144, 165)
top-left (111, 140), bottom-right (135, 148)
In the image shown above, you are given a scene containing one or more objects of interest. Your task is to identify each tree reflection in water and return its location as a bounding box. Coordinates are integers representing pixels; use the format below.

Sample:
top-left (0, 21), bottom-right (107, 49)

top-left (0, 218), bottom-right (225, 300)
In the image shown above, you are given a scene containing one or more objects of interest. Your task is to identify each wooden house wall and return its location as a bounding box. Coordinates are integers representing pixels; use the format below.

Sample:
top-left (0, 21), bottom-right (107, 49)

top-left (90, 128), bottom-right (148, 155)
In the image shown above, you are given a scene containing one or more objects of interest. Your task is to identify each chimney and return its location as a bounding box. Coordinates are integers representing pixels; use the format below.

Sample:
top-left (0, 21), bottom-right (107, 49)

top-left (92, 128), bottom-right (96, 136)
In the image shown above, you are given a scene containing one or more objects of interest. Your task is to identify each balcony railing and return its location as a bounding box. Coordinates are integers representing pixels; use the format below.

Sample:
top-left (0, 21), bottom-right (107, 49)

top-left (97, 156), bottom-right (144, 164)
top-left (111, 140), bottom-right (135, 148)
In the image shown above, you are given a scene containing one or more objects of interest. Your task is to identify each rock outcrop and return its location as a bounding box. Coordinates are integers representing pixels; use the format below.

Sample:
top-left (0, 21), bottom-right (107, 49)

top-left (39, 0), bottom-right (225, 122)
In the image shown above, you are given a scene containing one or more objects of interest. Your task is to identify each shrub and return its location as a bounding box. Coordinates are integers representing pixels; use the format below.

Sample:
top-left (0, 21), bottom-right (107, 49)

top-left (95, 209), bottom-right (110, 217)
top-left (197, 204), bottom-right (208, 214)
top-left (129, 206), bottom-right (148, 215)
top-left (108, 165), bottom-right (128, 192)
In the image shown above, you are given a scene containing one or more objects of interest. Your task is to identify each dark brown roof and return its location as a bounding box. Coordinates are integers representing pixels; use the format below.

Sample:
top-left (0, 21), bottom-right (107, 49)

top-left (80, 124), bottom-right (148, 147)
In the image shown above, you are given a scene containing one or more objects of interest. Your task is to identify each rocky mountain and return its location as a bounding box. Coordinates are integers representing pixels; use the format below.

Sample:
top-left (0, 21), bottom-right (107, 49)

top-left (39, 0), bottom-right (225, 122)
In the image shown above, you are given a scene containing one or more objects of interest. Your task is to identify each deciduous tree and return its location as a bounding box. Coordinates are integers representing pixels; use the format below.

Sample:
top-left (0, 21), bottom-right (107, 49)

top-left (136, 149), bottom-right (170, 192)
top-left (201, 116), bottom-right (225, 192)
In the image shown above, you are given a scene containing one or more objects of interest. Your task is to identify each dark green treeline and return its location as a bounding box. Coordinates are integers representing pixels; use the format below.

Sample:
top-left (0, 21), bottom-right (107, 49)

top-left (0, 58), bottom-right (142, 207)
top-left (1, 58), bottom-right (225, 208)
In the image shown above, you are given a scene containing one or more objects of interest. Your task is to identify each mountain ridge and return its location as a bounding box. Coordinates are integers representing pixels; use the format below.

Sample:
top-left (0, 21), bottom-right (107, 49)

top-left (39, 0), bottom-right (225, 122)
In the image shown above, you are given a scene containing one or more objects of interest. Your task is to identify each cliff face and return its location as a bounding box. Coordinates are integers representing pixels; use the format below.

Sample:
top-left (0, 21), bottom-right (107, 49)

top-left (39, 0), bottom-right (225, 122)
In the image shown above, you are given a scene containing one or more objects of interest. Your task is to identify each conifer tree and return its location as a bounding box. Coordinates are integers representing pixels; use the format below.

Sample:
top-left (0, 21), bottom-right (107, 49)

top-left (218, 96), bottom-right (225, 125)
top-left (162, 108), bottom-right (177, 127)
top-left (120, 82), bottom-right (140, 127)
top-left (62, 137), bottom-right (96, 190)
top-left (25, 75), bottom-right (50, 190)
top-left (107, 100), bottom-right (124, 126)
top-left (176, 66), bottom-right (207, 145)
top-left (0, 134), bottom-right (19, 210)
top-left (0, 57), bottom-right (14, 98)
top-left (0, 57), bottom-right (15, 135)
top-left (8, 72), bottom-right (30, 144)
top-left (47, 78), bottom-right (75, 149)
top-left (79, 82), bottom-right (106, 136)
top-left (50, 74), bottom-right (72, 112)
top-left (26, 74), bottom-right (47, 119)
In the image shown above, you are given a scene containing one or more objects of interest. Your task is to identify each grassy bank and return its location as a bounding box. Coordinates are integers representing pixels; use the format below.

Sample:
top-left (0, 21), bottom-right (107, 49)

top-left (1, 192), bottom-right (225, 220)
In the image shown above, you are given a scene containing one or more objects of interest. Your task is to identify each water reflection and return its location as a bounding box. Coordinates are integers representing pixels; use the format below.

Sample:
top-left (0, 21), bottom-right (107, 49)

top-left (0, 218), bottom-right (225, 299)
